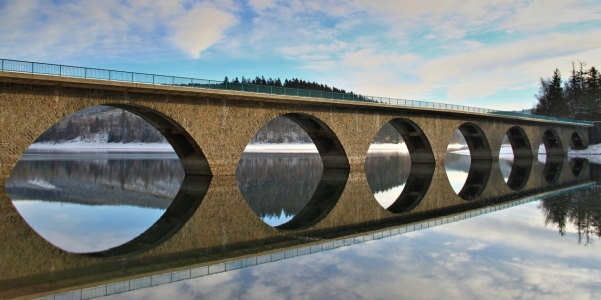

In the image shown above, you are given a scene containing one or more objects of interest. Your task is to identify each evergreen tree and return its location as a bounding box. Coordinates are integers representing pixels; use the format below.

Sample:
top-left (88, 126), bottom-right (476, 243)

top-left (565, 62), bottom-right (587, 119)
top-left (585, 67), bottom-right (601, 121)
top-left (65, 118), bottom-right (78, 140)
top-left (533, 69), bottom-right (569, 118)
top-left (90, 116), bottom-right (101, 134)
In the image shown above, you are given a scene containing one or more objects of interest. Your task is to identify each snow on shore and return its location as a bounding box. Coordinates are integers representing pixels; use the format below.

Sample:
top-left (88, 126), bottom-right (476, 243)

top-left (568, 143), bottom-right (601, 164)
top-left (368, 143), bottom-right (409, 153)
top-left (30, 141), bottom-right (175, 152)
top-left (244, 143), bottom-right (318, 153)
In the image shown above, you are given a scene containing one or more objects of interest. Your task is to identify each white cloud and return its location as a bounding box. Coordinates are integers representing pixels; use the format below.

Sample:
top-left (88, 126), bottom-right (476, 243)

top-left (169, 4), bottom-right (237, 58)
top-left (419, 29), bottom-right (601, 101)
top-left (0, 0), bottom-right (237, 59)
top-left (248, 0), bottom-right (278, 11)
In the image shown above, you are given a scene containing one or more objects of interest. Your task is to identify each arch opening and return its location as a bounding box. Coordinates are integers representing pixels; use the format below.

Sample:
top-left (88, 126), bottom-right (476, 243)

top-left (236, 114), bottom-right (349, 231)
top-left (445, 123), bottom-right (492, 200)
top-left (541, 129), bottom-right (564, 157)
top-left (570, 131), bottom-right (588, 150)
top-left (499, 126), bottom-right (533, 191)
top-left (364, 119), bottom-right (435, 213)
top-left (5, 105), bottom-right (212, 256)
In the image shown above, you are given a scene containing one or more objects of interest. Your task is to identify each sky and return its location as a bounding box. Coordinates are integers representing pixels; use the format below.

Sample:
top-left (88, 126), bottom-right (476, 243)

top-left (1, 0), bottom-right (601, 111)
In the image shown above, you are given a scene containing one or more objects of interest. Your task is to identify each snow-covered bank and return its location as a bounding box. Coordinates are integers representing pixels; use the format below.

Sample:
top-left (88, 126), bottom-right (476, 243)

top-left (568, 143), bottom-right (601, 156)
top-left (29, 142), bottom-right (175, 152)
top-left (568, 143), bottom-right (601, 164)
top-left (368, 143), bottom-right (409, 153)
top-left (244, 143), bottom-right (318, 153)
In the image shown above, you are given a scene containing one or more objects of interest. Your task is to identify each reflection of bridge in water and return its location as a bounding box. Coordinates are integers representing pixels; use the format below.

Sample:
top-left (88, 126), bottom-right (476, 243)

top-left (0, 158), bottom-right (597, 299)
top-left (0, 62), bottom-right (599, 299)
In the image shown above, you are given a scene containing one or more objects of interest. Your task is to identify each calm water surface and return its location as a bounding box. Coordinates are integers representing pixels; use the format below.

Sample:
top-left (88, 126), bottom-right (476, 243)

top-left (5, 149), bottom-right (184, 253)
top-left (98, 185), bottom-right (601, 299)
top-left (4, 145), bottom-right (601, 299)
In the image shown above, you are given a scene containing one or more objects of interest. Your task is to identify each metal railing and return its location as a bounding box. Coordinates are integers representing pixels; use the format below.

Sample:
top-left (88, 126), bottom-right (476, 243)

top-left (0, 58), bottom-right (593, 126)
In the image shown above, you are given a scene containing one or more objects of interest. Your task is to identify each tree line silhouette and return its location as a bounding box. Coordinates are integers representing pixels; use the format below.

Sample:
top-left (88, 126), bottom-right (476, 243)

top-left (224, 75), bottom-right (355, 95)
top-left (532, 62), bottom-right (601, 121)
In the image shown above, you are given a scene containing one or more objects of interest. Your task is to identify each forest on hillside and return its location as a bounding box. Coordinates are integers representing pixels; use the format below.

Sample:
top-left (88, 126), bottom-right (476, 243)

top-left (224, 75), bottom-right (356, 96)
top-left (532, 62), bottom-right (601, 121)
top-left (34, 106), bottom-right (167, 144)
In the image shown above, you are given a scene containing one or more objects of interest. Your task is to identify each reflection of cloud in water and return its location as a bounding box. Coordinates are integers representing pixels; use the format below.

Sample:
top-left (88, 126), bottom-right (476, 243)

top-left (373, 184), bottom-right (406, 209)
top-left (499, 157), bottom-right (514, 183)
top-left (444, 153), bottom-right (470, 194)
top-left (12, 201), bottom-right (164, 253)
top-left (110, 196), bottom-right (601, 299)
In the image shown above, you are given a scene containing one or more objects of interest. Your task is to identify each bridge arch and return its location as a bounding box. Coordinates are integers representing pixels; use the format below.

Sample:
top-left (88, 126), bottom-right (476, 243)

top-left (541, 129), bottom-right (564, 156)
top-left (502, 126), bottom-right (533, 191)
top-left (451, 122), bottom-right (493, 200)
top-left (106, 104), bottom-right (212, 176)
top-left (569, 131), bottom-right (588, 150)
top-left (505, 126), bottom-right (533, 158)
top-left (364, 118), bottom-right (435, 213)
top-left (236, 113), bottom-right (350, 231)
top-left (7, 103), bottom-right (213, 257)
top-left (93, 104), bottom-right (213, 256)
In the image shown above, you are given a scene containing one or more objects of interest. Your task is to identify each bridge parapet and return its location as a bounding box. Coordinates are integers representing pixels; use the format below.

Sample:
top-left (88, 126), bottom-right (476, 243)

top-left (0, 58), bottom-right (593, 127)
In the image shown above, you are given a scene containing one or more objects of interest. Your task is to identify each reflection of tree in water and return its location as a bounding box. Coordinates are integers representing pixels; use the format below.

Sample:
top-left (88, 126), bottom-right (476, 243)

top-left (6, 158), bottom-right (185, 208)
top-left (236, 154), bottom-right (323, 219)
top-left (539, 186), bottom-right (601, 245)
top-left (364, 153), bottom-right (411, 193)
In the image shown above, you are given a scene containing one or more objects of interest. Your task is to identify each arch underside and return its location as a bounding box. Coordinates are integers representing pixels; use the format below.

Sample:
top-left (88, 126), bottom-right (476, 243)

top-left (376, 119), bottom-right (435, 213)
top-left (272, 113), bottom-right (351, 230)
top-left (456, 123), bottom-right (493, 200)
top-left (505, 126), bottom-right (534, 191)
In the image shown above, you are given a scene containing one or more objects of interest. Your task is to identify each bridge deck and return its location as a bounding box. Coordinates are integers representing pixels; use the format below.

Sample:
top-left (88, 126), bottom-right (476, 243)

top-left (0, 63), bottom-right (592, 127)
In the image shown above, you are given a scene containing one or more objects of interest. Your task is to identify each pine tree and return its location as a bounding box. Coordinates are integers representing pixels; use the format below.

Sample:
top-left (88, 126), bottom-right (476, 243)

top-left (90, 116), bottom-right (101, 134)
top-left (585, 66), bottom-right (601, 121)
top-left (565, 62), bottom-right (587, 119)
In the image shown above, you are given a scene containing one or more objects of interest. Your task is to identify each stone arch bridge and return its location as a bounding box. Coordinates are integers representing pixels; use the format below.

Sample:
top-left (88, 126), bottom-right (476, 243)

top-left (0, 70), bottom-right (596, 299)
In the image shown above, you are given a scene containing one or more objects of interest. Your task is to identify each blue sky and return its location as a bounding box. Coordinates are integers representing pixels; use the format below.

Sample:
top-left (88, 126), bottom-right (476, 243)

top-left (1, 0), bottom-right (600, 110)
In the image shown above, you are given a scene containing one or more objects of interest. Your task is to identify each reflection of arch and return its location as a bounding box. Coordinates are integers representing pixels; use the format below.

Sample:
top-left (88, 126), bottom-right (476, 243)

top-left (569, 158), bottom-right (588, 178)
top-left (543, 156), bottom-right (564, 184)
top-left (91, 175), bottom-right (211, 257)
top-left (277, 168), bottom-right (348, 230)
top-left (506, 158), bottom-right (533, 191)
top-left (506, 126), bottom-right (533, 158)
top-left (365, 119), bottom-right (435, 213)
top-left (455, 123), bottom-right (493, 200)
top-left (570, 131), bottom-right (588, 150)
top-left (254, 113), bottom-right (350, 230)
top-left (106, 104), bottom-right (212, 176)
top-left (542, 129), bottom-right (564, 157)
